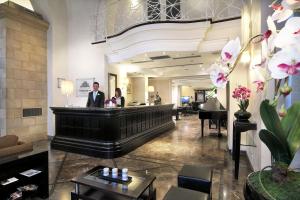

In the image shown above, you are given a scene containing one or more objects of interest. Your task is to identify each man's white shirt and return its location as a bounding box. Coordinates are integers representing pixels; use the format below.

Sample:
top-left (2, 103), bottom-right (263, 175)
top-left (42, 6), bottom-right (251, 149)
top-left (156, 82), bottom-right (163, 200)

top-left (93, 91), bottom-right (98, 101)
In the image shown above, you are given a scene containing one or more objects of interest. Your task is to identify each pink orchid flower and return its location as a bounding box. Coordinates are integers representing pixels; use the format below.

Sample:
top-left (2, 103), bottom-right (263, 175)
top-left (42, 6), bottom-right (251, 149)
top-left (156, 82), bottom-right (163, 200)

top-left (294, 29), bottom-right (300, 34)
top-left (216, 73), bottom-right (227, 83)
top-left (224, 52), bottom-right (232, 60)
top-left (278, 62), bottom-right (300, 75)
top-left (253, 81), bottom-right (265, 92)
top-left (232, 86), bottom-right (251, 101)
top-left (264, 30), bottom-right (272, 40)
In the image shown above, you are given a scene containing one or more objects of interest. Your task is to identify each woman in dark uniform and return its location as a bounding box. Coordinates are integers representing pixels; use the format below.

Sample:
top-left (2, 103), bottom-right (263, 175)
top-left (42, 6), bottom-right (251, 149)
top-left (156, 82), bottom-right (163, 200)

top-left (112, 88), bottom-right (125, 107)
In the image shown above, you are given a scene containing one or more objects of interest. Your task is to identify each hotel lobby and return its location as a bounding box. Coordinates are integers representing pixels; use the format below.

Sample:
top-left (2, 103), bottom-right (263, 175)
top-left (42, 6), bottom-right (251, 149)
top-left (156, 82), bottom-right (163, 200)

top-left (0, 0), bottom-right (300, 200)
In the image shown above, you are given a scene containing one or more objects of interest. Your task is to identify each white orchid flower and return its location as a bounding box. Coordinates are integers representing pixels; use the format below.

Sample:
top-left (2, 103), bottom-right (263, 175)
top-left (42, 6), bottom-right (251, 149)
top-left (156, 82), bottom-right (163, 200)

top-left (209, 63), bottom-right (229, 88)
top-left (267, 16), bottom-right (278, 50)
top-left (282, 0), bottom-right (300, 10)
top-left (221, 37), bottom-right (241, 67)
top-left (268, 47), bottom-right (300, 79)
top-left (274, 17), bottom-right (300, 49)
top-left (262, 17), bottom-right (278, 59)
top-left (270, 0), bottom-right (294, 23)
top-left (272, 9), bottom-right (293, 23)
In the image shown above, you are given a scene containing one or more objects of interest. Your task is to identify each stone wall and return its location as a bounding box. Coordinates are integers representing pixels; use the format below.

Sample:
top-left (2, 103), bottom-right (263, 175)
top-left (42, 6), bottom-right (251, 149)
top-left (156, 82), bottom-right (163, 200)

top-left (0, 3), bottom-right (48, 142)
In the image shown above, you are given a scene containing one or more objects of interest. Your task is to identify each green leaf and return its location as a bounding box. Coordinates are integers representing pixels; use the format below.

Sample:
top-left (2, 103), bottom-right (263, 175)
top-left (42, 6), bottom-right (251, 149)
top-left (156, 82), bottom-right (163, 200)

top-left (259, 129), bottom-right (292, 164)
top-left (282, 102), bottom-right (300, 157)
top-left (260, 100), bottom-right (287, 142)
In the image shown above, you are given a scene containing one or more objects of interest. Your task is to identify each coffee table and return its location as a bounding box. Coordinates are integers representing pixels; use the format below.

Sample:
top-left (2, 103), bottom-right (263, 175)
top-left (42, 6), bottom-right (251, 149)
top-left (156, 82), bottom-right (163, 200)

top-left (71, 166), bottom-right (156, 200)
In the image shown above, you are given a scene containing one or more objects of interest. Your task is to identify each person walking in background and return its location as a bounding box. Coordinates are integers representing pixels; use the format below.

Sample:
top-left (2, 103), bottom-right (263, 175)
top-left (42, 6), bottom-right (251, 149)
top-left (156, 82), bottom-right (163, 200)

top-left (154, 92), bottom-right (161, 105)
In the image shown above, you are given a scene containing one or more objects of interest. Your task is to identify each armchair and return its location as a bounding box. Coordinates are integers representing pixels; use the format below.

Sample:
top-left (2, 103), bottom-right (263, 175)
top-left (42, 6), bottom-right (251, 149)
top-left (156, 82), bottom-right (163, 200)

top-left (0, 135), bottom-right (33, 158)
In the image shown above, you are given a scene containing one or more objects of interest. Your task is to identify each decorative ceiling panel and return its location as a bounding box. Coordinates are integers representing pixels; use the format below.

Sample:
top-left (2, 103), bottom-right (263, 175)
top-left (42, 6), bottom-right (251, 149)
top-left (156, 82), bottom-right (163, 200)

top-left (91, 0), bottom-right (242, 42)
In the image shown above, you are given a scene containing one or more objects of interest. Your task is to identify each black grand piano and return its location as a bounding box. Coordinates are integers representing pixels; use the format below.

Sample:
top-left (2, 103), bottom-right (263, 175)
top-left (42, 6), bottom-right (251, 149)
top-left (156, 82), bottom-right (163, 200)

top-left (198, 98), bottom-right (227, 137)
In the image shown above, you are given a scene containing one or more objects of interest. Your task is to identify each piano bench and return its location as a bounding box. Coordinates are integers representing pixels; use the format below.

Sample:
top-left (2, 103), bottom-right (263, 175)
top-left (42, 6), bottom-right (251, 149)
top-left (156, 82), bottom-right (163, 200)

top-left (178, 165), bottom-right (213, 195)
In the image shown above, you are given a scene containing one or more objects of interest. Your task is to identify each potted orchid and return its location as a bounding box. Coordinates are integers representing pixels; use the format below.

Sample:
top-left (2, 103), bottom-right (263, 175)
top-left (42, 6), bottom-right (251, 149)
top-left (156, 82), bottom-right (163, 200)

top-left (232, 85), bottom-right (251, 121)
top-left (210, 0), bottom-right (300, 198)
top-left (105, 98), bottom-right (117, 108)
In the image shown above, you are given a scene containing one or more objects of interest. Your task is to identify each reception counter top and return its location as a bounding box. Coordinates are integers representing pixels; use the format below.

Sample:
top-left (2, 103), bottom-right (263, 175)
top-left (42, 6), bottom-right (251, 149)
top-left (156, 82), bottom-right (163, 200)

top-left (50, 104), bottom-right (175, 158)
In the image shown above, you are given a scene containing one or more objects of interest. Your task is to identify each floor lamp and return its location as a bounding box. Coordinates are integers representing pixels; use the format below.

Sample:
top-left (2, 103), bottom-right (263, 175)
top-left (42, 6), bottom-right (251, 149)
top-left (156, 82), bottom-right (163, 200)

top-left (61, 80), bottom-right (74, 107)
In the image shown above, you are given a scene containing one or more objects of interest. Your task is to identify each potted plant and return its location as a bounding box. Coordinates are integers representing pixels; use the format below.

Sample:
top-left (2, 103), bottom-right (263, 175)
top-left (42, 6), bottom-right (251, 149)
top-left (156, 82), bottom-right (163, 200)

top-left (209, 0), bottom-right (300, 199)
top-left (105, 98), bottom-right (117, 108)
top-left (232, 85), bottom-right (252, 121)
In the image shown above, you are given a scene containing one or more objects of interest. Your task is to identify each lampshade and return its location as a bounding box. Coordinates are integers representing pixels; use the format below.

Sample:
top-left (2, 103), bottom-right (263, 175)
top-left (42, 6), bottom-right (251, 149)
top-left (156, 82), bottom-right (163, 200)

top-left (148, 86), bottom-right (155, 92)
top-left (61, 80), bottom-right (74, 96)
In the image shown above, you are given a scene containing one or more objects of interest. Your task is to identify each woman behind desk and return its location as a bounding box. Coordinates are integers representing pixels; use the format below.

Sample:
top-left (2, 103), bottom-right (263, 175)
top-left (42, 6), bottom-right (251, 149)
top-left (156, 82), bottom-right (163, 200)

top-left (112, 88), bottom-right (125, 107)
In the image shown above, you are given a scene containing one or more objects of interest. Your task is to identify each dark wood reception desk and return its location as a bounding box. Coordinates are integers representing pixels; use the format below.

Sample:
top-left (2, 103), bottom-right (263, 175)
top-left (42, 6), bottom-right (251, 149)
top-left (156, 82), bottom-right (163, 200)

top-left (50, 104), bottom-right (175, 158)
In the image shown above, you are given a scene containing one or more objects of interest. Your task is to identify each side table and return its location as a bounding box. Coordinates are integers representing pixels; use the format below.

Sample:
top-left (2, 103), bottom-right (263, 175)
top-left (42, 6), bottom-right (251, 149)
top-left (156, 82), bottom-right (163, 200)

top-left (232, 120), bottom-right (257, 179)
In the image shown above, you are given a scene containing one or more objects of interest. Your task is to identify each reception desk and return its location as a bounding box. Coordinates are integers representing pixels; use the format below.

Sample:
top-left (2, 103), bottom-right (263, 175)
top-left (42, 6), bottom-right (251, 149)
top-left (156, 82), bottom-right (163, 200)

top-left (50, 104), bottom-right (175, 158)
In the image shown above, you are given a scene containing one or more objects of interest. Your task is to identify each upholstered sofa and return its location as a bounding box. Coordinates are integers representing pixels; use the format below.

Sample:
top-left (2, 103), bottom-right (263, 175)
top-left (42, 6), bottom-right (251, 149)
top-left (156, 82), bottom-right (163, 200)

top-left (0, 135), bottom-right (33, 158)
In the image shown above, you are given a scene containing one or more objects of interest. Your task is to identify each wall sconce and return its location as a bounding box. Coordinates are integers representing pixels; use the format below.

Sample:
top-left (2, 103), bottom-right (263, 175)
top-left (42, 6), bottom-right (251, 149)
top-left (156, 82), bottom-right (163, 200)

top-left (148, 86), bottom-right (155, 92)
top-left (61, 80), bottom-right (74, 107)
top-left (131, 0), bottom-right (139, 9)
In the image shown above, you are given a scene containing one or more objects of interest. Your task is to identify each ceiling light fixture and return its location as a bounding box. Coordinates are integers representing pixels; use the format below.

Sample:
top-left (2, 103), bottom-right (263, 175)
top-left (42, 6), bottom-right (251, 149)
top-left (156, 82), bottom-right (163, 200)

top-left (130, 0), bottom-right (139, 9)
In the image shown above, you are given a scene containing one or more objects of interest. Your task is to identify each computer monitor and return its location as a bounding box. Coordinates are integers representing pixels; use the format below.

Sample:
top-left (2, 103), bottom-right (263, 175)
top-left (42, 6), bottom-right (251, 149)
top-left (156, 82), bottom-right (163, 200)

top-left (181, 96), bottom-right (190, 105)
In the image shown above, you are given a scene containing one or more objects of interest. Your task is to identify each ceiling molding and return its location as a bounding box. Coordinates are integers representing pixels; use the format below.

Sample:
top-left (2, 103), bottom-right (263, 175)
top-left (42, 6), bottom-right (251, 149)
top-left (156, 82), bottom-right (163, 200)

top-left (106, 21), bottom-right (211, 63)
top-left (149, 62), bottom-right (204, 69)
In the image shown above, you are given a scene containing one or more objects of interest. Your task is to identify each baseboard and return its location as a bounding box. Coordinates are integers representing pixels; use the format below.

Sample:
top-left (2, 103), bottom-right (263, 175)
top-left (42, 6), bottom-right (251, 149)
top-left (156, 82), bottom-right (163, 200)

top-left (227, 148), bottom-right (254, 172)
top-left (245, 152), bottom-right (254, 171)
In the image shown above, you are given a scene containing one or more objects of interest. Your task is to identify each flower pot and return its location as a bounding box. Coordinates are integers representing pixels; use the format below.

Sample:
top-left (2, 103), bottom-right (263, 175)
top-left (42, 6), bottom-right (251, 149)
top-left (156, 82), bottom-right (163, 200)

top-left (234, 110), bottom-right (251, 121)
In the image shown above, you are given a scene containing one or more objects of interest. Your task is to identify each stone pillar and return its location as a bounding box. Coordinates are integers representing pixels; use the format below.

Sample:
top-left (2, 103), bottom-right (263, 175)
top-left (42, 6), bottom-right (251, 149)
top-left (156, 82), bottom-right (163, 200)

top-left (0, 19), bottom-right (6, 136)
top-left (0, 2), bottom-right (49, 142)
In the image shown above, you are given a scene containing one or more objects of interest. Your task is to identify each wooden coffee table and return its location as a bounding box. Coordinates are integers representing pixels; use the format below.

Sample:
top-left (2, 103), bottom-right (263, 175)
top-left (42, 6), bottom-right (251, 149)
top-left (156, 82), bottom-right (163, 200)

top-left (71, 166), bottom-right (156, 200)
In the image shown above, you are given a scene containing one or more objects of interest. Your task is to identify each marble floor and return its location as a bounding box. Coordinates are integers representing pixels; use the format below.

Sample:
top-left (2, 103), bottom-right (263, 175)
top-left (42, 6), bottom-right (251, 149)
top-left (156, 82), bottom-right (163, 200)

top-left (35, 115), bottom-right (252, 200)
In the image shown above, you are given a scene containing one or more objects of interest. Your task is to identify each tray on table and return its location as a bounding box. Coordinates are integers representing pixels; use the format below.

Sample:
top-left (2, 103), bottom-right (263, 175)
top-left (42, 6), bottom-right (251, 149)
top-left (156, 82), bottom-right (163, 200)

top-left (88, 169), bottom-right (132, 184)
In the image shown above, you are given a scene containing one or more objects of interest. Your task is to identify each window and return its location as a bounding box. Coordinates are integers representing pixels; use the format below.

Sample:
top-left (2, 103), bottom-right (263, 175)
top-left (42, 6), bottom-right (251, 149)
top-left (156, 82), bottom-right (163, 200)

top-left (147, 0), bottom-right (161, 21)
top-left (166, 0), bottom-right (181, 20)
top-left (147, 0), bottom-right (181, 21)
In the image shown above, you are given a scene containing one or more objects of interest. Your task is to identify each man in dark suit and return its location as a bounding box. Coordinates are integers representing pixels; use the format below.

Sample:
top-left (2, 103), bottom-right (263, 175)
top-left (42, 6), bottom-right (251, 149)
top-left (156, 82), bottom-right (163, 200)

top-left (86, 82), bottom-right (105, 108)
